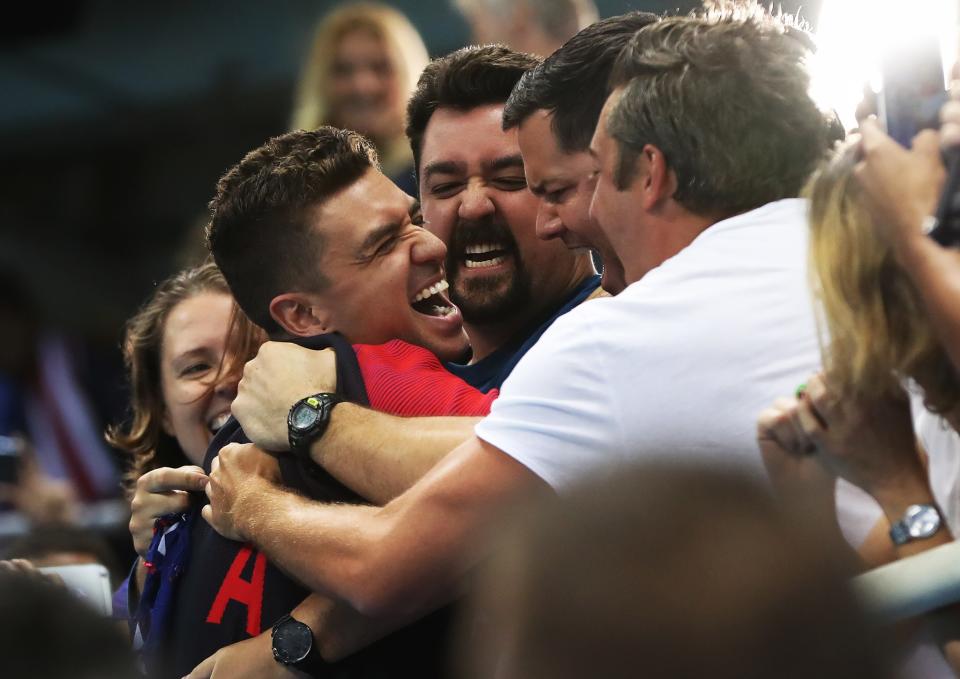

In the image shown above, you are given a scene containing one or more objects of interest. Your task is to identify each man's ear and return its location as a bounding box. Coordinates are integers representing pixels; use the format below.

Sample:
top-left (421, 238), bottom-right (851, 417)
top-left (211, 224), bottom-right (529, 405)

top-left (268, 293), bottom-right (334, 337)
top-left (638, 144), bottom-right (677, 211)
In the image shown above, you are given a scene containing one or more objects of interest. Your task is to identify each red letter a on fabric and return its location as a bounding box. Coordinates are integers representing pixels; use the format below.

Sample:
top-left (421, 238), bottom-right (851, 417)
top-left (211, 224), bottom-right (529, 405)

top-left (206, 545), bottom-right (267, 636)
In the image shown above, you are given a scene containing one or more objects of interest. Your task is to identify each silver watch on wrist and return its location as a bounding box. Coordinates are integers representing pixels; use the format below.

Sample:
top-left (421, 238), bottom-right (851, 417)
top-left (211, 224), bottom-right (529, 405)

top-left (889, 504), bottom-right (942, 546)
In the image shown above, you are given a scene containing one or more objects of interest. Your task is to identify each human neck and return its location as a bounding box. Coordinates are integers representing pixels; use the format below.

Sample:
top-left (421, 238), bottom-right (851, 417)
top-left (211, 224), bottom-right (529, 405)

top-left (463, 318), bottom-right (524, 363)
top-left (623, 209), bottom-right (718, 285)
top-left (463, 266), bottom-right (595, 363)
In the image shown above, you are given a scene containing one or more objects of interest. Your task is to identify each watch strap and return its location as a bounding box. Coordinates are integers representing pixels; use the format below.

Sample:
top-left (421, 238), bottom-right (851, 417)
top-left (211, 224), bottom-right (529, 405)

top-left (889, 521), bottom-right (911, 546)
top-left (288, 393), bottom-right (344, 458)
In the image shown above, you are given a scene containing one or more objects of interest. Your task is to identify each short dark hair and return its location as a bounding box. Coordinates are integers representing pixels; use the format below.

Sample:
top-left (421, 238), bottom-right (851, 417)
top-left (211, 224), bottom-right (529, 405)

top-left (405, 45), bottom-right (541, 176)
top-left (207, 127), bottom-right (378, 333)
top-left (607, 14), bottom-right (832, 217)
top-left (502, 11), bottom-right (659, 153)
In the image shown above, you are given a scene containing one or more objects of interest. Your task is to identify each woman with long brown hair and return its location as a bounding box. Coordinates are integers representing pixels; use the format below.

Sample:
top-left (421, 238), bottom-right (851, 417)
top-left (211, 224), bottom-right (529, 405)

top-left (108, 262), bottom-right (262, 602)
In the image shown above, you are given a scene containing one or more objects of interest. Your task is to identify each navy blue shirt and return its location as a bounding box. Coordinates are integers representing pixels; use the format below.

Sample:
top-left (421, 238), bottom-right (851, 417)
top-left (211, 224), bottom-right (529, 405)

top-left (390, 163), bottom-right (418, 199)
top-left (445, 274), bottom-right (601, 393)
top-left (159, 334), bottom-right (452, 678)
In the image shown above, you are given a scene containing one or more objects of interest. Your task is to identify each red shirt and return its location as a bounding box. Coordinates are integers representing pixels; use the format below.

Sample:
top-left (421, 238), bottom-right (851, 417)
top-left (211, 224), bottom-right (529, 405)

top-left (354, 340), bottom-right (499, 417)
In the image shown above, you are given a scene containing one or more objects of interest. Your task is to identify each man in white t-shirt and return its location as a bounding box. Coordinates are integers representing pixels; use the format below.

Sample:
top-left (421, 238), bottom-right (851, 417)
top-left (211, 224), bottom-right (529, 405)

top-left (192, 13), bottom-right (837, 673)
top-left (475, 196), bottom-right (819, 486)
top-left (477, 13), bottom-right (832, 484)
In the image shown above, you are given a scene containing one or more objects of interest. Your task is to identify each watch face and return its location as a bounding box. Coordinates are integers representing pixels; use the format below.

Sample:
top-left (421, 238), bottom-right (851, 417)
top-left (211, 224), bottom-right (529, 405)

top-left (907, 505), bottom-right (941, 539)
top-left (274, 619), bottom-right (312, 664)
top-left (291, 403), bottom-right (319, 431)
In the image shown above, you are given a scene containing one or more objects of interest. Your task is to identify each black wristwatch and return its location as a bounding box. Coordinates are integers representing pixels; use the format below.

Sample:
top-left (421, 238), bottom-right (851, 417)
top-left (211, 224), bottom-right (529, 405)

top-left (271, 614), bottom-right (314, 667)
top-left (287, 393), bottom-right (343, 458)
top-left (889, 503), bottom-right (943, 546)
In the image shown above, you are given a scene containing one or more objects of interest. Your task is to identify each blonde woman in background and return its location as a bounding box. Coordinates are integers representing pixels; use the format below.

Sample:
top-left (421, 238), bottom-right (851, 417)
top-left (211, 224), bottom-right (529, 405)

top-left (758, 139), bottom-right (960, 671)
top-left (759, 139), bottom-right (960, 557)
top-left (292, 2), bottom-right (428, 196)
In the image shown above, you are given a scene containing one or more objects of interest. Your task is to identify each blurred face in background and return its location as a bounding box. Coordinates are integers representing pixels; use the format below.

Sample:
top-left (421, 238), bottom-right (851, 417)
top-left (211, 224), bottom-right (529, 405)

top-left (329, 27), bottom-right (405, 142)
top-left (461, 4), bottom-right (502, 46)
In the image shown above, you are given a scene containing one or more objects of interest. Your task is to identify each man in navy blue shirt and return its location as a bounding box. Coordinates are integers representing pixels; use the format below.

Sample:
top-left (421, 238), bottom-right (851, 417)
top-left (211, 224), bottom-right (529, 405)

top-left (406, 45), bottom-right (600, 393)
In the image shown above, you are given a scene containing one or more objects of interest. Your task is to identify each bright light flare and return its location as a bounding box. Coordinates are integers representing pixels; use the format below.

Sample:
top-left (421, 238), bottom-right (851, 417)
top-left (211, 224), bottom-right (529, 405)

top-left (810, 0), bottom-right (957, 131)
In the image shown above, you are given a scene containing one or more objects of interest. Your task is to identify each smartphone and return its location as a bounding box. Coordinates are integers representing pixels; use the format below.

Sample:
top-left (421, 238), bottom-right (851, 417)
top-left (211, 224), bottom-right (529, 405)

top-left (877, 32), bottom-right (960, 246)
top-left (878, 36), bottom-right (947, 148)
top-left (37, 563), bottom-right (113, 616)
top-left (0, 434), bottom-right (22, 485)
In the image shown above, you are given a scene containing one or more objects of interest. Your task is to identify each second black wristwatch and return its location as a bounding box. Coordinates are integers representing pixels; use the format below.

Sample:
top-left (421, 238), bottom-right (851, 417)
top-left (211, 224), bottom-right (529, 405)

top-left (271, 613), bottom-right (330, 674)
top-left (287, 393), bottom-right (343, 458)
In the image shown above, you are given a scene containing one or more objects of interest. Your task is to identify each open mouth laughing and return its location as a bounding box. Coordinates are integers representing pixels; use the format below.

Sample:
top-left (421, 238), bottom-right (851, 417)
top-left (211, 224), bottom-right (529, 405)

top-left (449, 216), bottom-right (519, 278)
top-left (463, 242), bottom-right (513, 269)
top-left (208, 411), bottom-right (231, 435)
top-left (410, 278), bottom-right (458, 318)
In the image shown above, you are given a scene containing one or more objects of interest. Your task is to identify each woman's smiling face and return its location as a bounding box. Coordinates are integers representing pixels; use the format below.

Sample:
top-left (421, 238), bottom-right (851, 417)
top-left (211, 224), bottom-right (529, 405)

top-left (159, 291), bottom-right (238, 465)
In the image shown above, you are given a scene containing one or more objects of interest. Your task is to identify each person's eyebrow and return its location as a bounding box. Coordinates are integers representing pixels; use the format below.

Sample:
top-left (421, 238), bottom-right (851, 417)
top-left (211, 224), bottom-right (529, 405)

top-left (422, 160), bottom-right (464, 182)
top-left (358, 220), bottom-right (404, 254)
top-left (357, 201), bottom-right (420, 255)
top-left (171, 347), bottom-right (212, 368)
top-left (528, 174), bottom-right (570, 197)
top-left (484, 154), bottom-right (525, 173)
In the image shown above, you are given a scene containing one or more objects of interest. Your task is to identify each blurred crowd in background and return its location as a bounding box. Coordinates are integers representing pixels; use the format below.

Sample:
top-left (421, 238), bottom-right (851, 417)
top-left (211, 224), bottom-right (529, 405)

top-left (0, 0), bottom-right (629, 547)
top-left (3, 0), bottom-right (960, 678)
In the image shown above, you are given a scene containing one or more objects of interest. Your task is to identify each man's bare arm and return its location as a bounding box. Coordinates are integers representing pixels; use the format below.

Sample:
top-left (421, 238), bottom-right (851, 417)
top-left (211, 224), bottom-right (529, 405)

top-left (185, 593), bottom-right (400, 678)
top-left (316, 405), bottom-right (480, 503)
top-left (231, 342), bottom-right (479, 504)
top-left (187, 488), bottom-right (482, 679)
top-left (204, 436), bottom-right (547, 625)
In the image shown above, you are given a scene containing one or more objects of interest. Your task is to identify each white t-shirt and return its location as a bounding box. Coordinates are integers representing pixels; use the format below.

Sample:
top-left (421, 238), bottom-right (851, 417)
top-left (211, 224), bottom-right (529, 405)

top-left (835, 394), bottom-right (960, 548)
top-left (918, 408), bottom-right (960, 532)
top-left (476, 198), bottom-right (820, 486)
